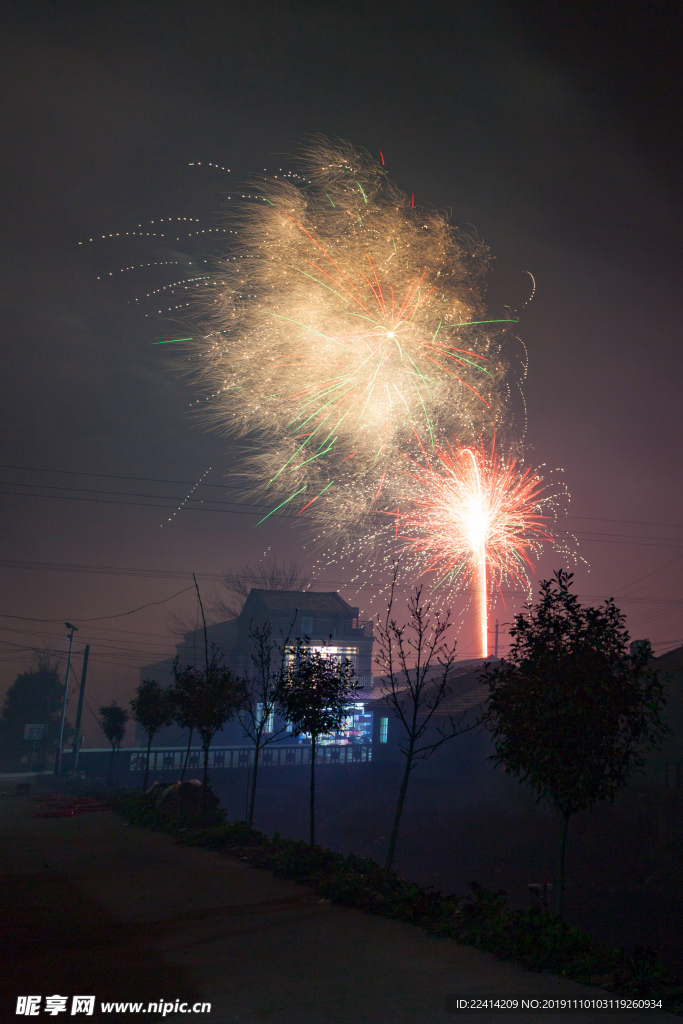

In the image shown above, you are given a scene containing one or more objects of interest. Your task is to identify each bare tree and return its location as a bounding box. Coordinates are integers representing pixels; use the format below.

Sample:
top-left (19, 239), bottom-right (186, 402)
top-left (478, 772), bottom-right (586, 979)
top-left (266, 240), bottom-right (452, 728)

top-left (239, 621), bottom-right (293, 827)
top-left (210, 555), bottom-right (311, 620)
top-left (166, 604), bottom-right (205, 641)
top-left (34, 648), bottom-right (63, 674)
top-left (376, 570), bottom-right (480, 871)
top-left (166, 556), bottom-right (311, 635)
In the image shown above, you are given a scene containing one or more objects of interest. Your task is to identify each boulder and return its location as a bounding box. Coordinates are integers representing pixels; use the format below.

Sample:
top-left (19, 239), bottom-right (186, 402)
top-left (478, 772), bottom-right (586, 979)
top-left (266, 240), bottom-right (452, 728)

top-left (156, 779), bottom-right (221, 823)
top-left (145, 781), bottom-right (171, 804)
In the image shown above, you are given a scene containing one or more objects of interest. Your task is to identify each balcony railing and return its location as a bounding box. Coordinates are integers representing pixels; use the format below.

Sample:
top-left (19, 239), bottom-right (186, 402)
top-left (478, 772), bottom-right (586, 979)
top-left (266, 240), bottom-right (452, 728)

top-left (269, 619), bottom-right (373, 638)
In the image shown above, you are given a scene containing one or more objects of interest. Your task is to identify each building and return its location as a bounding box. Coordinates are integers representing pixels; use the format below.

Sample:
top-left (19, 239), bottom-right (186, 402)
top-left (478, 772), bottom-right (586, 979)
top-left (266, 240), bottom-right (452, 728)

top-left (366, 661), bottom-right (490, 762)
top-left (137, 588), bottom-right (374, 747)
top-left (646, 644), bottom-right (683, 788)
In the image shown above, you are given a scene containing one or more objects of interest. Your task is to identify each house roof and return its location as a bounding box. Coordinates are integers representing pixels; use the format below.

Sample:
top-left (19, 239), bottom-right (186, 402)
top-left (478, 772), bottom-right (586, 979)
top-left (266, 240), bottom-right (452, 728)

top-left (364, 666), bottom-right (488, 716)
top-left (372, 662), bottom-right (485, 688)
top-left (240, 589), bottom-right (357, 617)
top-left (656, 645), bottom-right (683, 672)
top-left (181, 618), bottom-right (239, 648)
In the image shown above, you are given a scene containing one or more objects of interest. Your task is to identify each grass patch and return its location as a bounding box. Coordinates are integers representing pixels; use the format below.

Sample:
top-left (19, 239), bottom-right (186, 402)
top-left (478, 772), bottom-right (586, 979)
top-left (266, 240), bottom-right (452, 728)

top-left (109, 791), bottom-right (683, 1012)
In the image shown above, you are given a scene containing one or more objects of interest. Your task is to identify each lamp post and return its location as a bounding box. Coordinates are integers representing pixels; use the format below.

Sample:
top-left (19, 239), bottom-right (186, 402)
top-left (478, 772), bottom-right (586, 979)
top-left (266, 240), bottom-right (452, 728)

top-left (54, 623), bottom-right (78, 775)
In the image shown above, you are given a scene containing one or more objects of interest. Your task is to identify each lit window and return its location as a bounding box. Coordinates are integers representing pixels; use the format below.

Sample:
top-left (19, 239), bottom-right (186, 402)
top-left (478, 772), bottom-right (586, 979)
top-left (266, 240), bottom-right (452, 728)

top-left (380, 717), bottom-right (388, 743)
top-left (256, 703), bottom-right (275, 733)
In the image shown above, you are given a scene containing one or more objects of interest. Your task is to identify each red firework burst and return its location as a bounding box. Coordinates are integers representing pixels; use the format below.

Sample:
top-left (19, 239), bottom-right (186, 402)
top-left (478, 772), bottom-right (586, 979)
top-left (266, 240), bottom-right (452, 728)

top-left (397, 440), bottom-right (552, 657)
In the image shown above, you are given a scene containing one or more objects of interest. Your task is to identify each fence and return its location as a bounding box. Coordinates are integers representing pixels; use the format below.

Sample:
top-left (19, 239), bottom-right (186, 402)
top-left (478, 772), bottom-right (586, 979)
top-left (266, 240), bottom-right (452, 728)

top-left (121, 744), bottom-right (372, 773)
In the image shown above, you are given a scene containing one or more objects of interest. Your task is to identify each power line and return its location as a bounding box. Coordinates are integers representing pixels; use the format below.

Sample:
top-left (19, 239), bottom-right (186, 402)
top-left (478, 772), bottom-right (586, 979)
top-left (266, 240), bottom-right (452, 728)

top-left (0, 488), bottom-right (292, 517)
top-left (613, 554), bottom-right (683, 598)
top-left (0, 639), bottom-right (170, 671)
top-left (2, 483), bottom-right (682, 542)
top-left (1, 483), bottom-right (681, 546)
top-left (1, 554), bottom-right (682, 604)
top-left (3, 481), bottom-right (683, 544)
top-left (0, 617), bottom-right (188, 640)
top-left (0, 468), bottom-right (242, 491)
top-left (0, 464), bottom-right (242, 489)
top-left (0, 624), bottom-right (174, 658)
top-left (0, 586), bottom-right (194, 623)
top-left (2, 618), bottom-right (680, 673)
top-left (0, 558), bottom-right (226, 581)
top-left (0, 480), bottom-right (245, 506)
top-left (0, 556), bottom-right (679, 667)
top-left (2, 463), bottom-right (682, 531)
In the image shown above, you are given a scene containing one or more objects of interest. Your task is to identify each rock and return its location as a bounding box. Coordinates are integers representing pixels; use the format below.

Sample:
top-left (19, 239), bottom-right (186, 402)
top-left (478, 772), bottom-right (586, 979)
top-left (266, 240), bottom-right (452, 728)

top-left (156, 780), bottom-right (221, 823)
top-left (146, 781), bottom-right (172, 804)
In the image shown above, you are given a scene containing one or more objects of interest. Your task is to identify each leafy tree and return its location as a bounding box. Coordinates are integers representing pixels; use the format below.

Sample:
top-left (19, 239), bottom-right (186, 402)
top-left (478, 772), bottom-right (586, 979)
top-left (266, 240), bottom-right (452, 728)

top-left (375, 574), bottom-right (479, 871)
top-left (481, 570), bottom-right (669, 917)
top-left (0, 652), bottom-right (70, 769)
top-left (172, 644), bottom-right (247, 819)
top-left (130, 679), bottom-right (175, 790)
top-left (239, 621), bottom-right (292, 827)
top-left (277, 638), bottom-right (357, 847)
top-left (99, 701), bottom-right (130, 785)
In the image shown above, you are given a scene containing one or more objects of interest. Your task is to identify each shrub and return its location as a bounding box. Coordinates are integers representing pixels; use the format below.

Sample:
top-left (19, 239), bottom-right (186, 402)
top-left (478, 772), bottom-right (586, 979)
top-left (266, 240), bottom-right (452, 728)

top-left (177, 820), bottom-right (266, 849)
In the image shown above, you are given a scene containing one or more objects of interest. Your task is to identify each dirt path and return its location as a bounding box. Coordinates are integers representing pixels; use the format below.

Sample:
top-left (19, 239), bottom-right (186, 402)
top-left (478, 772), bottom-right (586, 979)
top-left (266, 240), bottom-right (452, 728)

top-left (0, 790), bottom-right (678, 1023)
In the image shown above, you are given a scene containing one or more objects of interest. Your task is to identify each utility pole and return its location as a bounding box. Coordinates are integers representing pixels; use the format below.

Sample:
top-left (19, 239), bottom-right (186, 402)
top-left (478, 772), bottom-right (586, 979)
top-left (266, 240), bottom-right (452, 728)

top-left (72, 644), bottom-right (90, 770)
top-left (55, 623), bottom-right (78, 775)
top-left (494, 619), bottom-right (499, 659)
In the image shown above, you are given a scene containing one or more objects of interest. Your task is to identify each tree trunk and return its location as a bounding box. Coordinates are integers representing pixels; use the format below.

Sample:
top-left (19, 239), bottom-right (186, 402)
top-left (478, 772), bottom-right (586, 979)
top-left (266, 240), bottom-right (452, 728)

top-left (309, 734), bottom-right (316, 848)
top-left (202, 742), bottom-right (210, 823)
top-left (556, 809), bottom-right (571, 918)
top-left (180, 727), bottom-right (193, 782)
top-left (143, 734), bottom-right (152, 791)
top-left (248, 741), bottom-right (261, 828)
top-left (385, 739), bottom-right (415, 872)
top-left (107, 745), bottom-right (115, 787)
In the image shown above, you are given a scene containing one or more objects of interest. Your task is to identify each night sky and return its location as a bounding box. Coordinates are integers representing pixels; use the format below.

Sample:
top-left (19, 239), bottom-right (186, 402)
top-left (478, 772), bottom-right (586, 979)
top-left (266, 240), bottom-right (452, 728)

top-left (1, 1), bottom-right (682, 741)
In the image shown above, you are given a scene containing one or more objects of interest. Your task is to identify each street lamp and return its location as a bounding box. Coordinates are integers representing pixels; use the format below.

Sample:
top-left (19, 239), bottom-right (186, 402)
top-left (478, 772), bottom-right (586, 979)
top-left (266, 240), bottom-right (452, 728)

top-left (54, 622), bottom-right (78, 775)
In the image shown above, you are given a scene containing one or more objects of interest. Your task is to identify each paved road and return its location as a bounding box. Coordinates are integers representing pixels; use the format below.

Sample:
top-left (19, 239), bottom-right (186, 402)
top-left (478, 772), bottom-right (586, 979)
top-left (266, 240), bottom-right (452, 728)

top-left (0, 790), bottom-right (678, 1024)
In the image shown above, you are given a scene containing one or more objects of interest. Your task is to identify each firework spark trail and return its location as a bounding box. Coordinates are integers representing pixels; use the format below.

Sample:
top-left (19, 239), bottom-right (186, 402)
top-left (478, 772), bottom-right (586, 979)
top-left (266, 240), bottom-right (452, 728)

top-left (397, 440), bottom-right (554, 657)
top-left (189, 138), bottom-right (517, 531)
